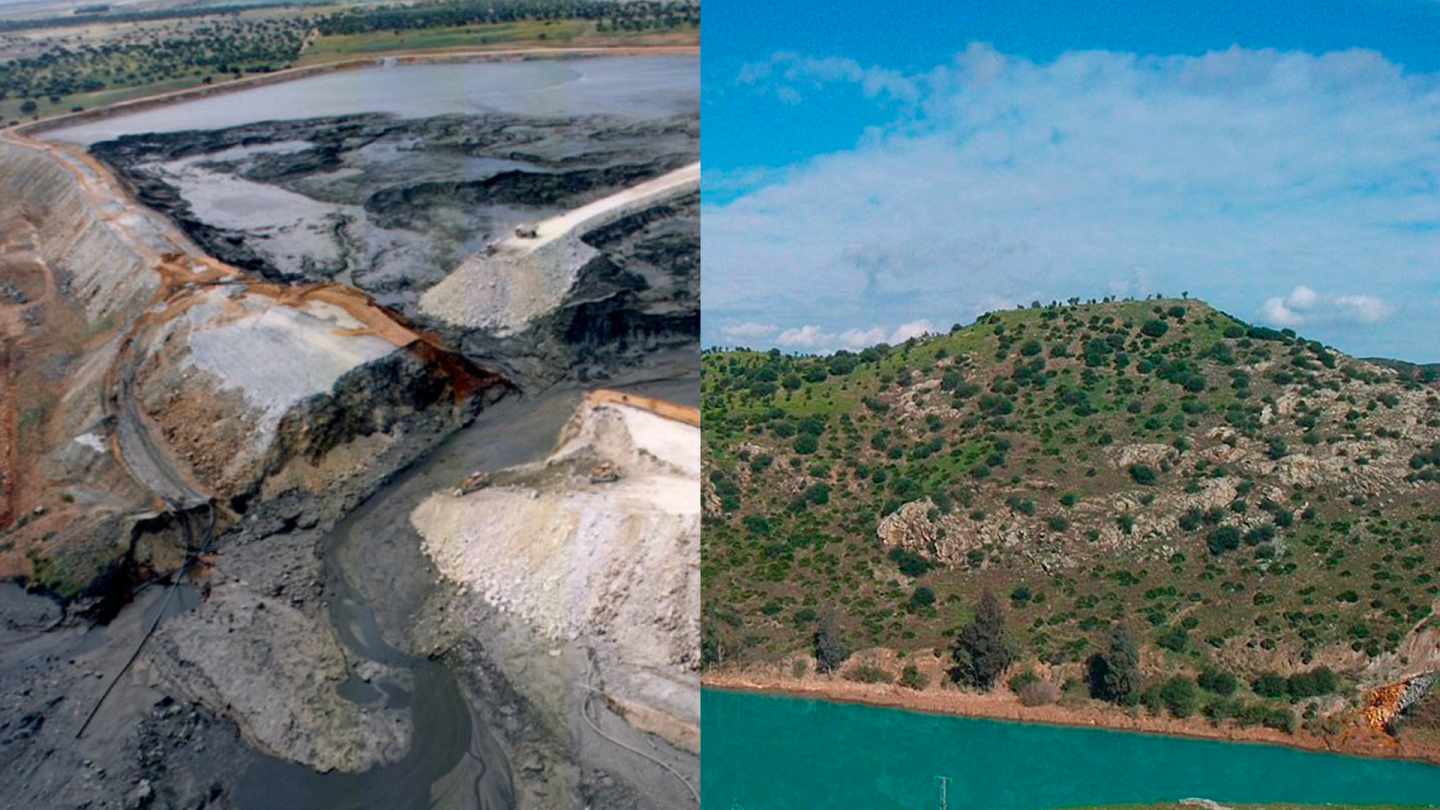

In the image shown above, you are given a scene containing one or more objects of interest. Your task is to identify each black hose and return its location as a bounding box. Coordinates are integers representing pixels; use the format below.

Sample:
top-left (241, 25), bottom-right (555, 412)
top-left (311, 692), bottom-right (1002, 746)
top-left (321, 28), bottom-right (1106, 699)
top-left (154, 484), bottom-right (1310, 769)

top-left (75, 501), bottom-right (215, 739)
top-left (580, 654), bottom-right (699, 806)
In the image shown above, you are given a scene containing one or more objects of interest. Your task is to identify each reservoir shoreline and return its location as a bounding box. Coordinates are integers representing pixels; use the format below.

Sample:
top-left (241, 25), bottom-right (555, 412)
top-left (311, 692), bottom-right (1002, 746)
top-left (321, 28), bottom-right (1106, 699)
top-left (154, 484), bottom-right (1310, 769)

top-left (701, 687), bottom-right (1440, 810)
top-left (11, 44), bottom-right (698, 138)
top-left (702, 670), bottom-right (1440, 769)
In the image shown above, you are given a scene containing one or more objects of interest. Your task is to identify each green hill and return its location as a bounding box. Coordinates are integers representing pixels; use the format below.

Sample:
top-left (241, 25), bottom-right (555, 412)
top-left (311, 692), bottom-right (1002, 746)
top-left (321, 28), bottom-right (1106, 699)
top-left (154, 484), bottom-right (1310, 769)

top-left (701, 297), bottom-right (1440, 733)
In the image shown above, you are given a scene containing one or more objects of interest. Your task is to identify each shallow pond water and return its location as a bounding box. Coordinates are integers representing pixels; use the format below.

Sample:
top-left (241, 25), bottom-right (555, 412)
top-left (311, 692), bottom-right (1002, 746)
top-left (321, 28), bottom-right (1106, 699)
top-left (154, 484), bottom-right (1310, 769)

top-left (45, 56), bottom-right (698, 144)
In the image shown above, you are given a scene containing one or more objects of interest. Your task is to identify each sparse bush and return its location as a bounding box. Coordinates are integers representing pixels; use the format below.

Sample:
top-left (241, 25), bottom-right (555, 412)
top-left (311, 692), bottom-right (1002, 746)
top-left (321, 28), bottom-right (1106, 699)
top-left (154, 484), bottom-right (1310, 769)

top-left (1129, 464), bottom-right (1158, 485)
top-left (1198, 667), bottom-right (1239, 696)
top-left (846, 664), bottom-right (894, 684)
top-left (899, 664), bottom-right (929, 691)
top-left (1155, 625), bottom-right (1189, 653)
top-left (1018, 678), bottom-right (1061, 706)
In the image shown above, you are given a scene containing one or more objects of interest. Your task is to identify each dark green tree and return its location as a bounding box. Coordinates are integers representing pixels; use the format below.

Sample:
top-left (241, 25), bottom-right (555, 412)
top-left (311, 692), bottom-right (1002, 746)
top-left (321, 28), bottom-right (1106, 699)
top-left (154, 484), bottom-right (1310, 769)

top-left (1089, 625), bottom-right (1142, 705)
top-left (951, 590), bottom-right (1012, 690)
top-left (814, 611), bottom-right (850, 674)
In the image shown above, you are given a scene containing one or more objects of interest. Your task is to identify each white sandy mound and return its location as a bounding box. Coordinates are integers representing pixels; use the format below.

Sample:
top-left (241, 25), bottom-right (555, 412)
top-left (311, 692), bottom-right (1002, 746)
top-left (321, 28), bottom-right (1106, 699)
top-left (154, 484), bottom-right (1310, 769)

top-left (412, 399), bottom-right (700, 674)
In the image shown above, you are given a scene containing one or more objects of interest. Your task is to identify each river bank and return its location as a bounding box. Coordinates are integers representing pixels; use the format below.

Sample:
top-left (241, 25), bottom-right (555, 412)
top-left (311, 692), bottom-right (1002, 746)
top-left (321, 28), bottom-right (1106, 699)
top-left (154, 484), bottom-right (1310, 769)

top-left (703, 666), bottom-right (1440, 768)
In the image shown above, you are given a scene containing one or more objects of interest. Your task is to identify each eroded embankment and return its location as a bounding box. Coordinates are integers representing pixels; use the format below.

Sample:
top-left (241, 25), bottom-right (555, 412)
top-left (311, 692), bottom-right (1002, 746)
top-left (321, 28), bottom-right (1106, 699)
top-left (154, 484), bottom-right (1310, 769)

top-left (419, 161), bottom-right (700, 337)
top-left (0, 127), bottom-right (509, 612)
top-left (0, 118), bottom-right (523, 810)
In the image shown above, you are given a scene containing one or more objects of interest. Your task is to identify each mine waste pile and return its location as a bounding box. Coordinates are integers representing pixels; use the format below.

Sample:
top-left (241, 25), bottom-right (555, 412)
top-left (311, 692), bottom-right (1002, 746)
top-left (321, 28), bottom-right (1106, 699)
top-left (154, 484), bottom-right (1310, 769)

top-left (0, 60), bottom-right (700, 810)
top-left (415, 389), bottom-right (701, 752)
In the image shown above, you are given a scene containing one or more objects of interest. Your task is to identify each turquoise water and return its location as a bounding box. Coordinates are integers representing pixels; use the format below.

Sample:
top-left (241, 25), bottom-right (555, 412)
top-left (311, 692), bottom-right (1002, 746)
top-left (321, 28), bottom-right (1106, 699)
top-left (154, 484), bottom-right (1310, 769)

top-left (702, 689), bottom-right (1440, 809)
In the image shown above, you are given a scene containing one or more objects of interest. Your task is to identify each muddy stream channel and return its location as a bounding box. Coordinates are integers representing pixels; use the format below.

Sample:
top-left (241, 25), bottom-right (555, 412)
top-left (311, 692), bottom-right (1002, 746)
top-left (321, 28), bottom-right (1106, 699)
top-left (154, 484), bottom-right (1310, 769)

top-left (233, 379), bottom-right (641, 809)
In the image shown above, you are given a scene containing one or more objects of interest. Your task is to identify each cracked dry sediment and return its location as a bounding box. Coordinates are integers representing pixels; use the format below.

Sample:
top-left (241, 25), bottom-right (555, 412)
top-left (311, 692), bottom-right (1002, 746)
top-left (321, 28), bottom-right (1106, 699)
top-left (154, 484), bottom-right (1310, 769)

top-left (89, 111), bottom-right (698, 316)
top-left (148, 584), bottom-right (411, 773)
top-left (88, 111), bottom-right (701, 387)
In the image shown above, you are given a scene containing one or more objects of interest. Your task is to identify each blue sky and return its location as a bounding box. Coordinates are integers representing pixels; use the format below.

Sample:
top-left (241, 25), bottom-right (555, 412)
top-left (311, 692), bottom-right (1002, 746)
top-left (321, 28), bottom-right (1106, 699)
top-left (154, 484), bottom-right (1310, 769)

top-left (701, 0), bottom-right (1440, 361)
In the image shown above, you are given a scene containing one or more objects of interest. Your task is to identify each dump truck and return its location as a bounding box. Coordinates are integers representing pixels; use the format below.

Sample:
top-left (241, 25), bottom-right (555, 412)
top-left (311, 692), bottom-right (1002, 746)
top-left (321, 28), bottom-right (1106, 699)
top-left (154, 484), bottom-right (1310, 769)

top-left (453, 470), bottom-right (490, 497)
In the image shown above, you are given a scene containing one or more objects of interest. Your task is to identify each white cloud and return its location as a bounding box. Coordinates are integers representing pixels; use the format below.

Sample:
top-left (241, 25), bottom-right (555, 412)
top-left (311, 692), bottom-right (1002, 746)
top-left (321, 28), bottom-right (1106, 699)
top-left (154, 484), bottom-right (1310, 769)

top-left (1261, 286), bottom-right (1396, 327)
top-left (737, 52), bottom-right (921, 104)
top-left (1333, 294), bottom-right (1394, 323)
top-left (704, 44), bottom-right (1440, 360)
top-left (1287, 286), bottom-right (1320, 309)
top-left (718, 321), bottom-right (780, 342)
top-left (1261, 295), bottom-right (1306, 327)
top-left (775, 320), bottom-right (935, 352)
top-left (888, 319), bottom-right (936, 342)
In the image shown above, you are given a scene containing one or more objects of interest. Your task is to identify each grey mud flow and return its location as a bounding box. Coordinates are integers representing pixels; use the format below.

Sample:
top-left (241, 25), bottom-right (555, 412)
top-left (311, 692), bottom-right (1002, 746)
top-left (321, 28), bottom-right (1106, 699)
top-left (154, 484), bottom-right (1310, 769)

top-left (232, 371), bottom-right (695, 809)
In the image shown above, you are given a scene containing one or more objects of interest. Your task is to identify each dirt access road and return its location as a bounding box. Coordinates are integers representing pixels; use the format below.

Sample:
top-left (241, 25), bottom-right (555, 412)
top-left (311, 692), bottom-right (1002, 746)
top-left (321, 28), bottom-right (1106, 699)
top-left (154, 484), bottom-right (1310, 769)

top-left (505, 161), bottom-right (700, 254)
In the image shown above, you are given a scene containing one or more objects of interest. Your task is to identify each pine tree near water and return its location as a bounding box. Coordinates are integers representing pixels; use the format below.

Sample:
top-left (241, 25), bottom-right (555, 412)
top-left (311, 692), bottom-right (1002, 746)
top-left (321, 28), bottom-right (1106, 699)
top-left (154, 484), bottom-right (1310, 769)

top-left (951, 590), bottom-right (1012, 690)
top-left (1089, 624), bottom-right (1142, 705)
top-left (814, 611), bottom-right (851, 674)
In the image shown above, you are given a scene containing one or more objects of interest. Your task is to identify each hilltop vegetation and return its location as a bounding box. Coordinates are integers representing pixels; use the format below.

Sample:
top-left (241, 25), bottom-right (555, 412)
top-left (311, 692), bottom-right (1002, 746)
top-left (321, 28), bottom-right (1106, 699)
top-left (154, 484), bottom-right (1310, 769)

top-left (702, 297), bottom-right (1440, 741)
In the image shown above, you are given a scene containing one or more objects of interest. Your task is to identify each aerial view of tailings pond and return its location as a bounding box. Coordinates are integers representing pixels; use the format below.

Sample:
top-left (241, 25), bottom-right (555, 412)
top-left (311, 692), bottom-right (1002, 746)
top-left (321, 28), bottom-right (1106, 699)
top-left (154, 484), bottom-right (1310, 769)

top-left (703, 690), bottom-right (1440, 809)
top-left (0, 53), bottom-right (698, 810)
top-left (52, 55), bottom-right (699, 377)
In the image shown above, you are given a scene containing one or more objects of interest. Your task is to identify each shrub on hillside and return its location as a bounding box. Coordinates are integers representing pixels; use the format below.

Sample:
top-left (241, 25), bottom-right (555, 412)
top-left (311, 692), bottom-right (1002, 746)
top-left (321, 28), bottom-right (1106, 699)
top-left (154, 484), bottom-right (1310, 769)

top-left (1207, 526), bottom-right (1242, 555)
top-left (845, 664), bottom-right (894, 684)
top-left (1018, 678), bottom-right (1060, 707)
top-left (889, 547), bottom-right (935, 577)
top-left (1129, 464), bottom-right (1158, 485)
top-left (1252, 671), bottom-right (1288, 698)
top-left (1198, 667), bottom-right (1239, 697)
top-left (1160, 676), bottom-right (1200, 718)
top-left (899, 664), bottom-right (929, 691)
